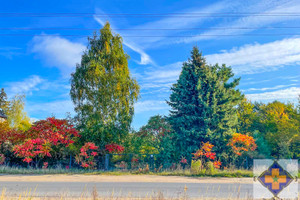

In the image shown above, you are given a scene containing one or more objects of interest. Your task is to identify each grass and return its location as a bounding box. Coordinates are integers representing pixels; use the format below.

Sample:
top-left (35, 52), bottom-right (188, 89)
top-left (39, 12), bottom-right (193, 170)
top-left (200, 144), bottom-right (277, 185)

top-left (1, 185), bottom-right (299, 200)
top-left (0, 186), bottom-right (257, 200)
top-left (0, 165), bottom-right (299, 178)
top-left (0, 166), bottom-right (254, 177)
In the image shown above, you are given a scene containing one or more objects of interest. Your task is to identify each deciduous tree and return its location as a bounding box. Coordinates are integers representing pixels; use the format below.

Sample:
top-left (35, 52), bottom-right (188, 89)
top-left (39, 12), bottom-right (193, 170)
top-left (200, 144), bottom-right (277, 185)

top-left (5, 95), bottom-right (31, 131)
top-left (70, 22), bottom-right (139, 148)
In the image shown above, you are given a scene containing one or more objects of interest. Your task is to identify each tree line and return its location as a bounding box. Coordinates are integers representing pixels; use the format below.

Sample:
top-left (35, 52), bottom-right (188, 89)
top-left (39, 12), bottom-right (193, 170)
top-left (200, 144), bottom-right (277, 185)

top-left (0, 22), bottom-right (299, 170)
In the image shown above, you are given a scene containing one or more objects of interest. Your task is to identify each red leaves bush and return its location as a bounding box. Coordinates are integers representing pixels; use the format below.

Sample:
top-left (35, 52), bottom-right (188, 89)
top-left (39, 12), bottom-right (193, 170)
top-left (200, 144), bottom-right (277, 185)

top-left (0, 121), bottom-right (26, 145)
top-left (105, 143), bottom-right (124, 153)
top-left (192, 142), bottom-right (221, 169)
top-left (13, 117), bottom-right (79, 164)
top-left (26, 117), bottom-right (79, 146)
top-left (2, 116), bottom-right (127, 169)
top-left (14, 138), bottom-right (52, 163)
top-left (76, 142), bottom-right (99, 169)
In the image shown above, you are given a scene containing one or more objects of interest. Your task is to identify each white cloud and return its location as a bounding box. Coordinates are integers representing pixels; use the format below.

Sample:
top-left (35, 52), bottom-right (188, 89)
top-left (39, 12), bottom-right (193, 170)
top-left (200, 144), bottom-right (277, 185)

top-left (136, 37), bottom-right (300, 98)
top-left (139, 62), bottom-right (182, 94)
top-left (144, 62), bottom-right (182, 82)
top-left (0, 47), bottom-right (22, 59)
top-left (129, 0), bottom-right (230, 49)
top-left (6, 75), bottom-right (44, 97)
top-left (94, 16), bottom-right (154, 65)
top-left (206, 38), bottom-right (300, 74)
top-left (246, 87), bottom-right (300, 102)
top-left (134, 100), bottom-right (168, 113)
top-left (31, 36), bottom-right (86, 76)
top-left (179, 0), bottom-right (300, 44)
top-left (243, 84), bottom-right (297, 92)
top-left (26, 100), bottom-right (74, 118)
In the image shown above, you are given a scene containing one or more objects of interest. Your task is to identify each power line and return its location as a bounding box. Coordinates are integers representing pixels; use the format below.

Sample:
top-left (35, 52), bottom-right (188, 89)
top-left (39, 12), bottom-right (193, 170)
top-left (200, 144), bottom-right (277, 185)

top-left (1, 27), bottom-right (300, 31)
top-left (1, 12), bottom-right (300, 15)
top-left (0, 12), bottom-right (300, 18)
top-left (0, 33), bottom-right (299, 37)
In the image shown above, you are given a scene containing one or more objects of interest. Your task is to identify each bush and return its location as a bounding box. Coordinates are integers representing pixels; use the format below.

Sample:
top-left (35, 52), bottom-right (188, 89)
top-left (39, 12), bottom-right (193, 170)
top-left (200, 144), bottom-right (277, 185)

top-left (205, 161), bottom-right (216, 175)
top-left (191, 160), bottom-right (202, 174)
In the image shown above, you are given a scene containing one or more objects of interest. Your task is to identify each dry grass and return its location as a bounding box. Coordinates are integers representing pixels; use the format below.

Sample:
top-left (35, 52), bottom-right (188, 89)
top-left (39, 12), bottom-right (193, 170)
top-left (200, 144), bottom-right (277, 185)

top-left (0, 185), bottom-right (252, 200)
top-left (0, 166), bottom-right (255, 178)
top-left (2, 186), bottom-right (297, 200)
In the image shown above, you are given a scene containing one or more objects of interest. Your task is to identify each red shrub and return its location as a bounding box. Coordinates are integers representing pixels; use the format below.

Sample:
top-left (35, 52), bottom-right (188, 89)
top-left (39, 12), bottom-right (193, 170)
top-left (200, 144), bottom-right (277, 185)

top-left (105, 143), bottom-right (124, 153)
top-left (26, 117), bottom-right (80, 146)
top-left (13, 138), bottom-right (52, 163)
top-left (76, 142), bottom-right (99, 169)
top-left (192, 142), bottom-right (221, 169)
top-left (13, 117), bottom-right (80, 165)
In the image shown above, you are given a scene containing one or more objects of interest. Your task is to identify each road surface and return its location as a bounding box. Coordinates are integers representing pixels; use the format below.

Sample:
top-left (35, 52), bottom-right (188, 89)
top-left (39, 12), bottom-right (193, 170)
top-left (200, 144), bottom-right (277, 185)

top-left (0, 175), bottom-right (297, 199)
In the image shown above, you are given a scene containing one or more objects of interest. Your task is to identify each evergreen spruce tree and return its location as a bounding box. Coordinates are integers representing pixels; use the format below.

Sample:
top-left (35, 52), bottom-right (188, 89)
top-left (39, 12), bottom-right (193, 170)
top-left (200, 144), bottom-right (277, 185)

top-left (0, 88), bottom-right (9, 115)
top-left (0, 88), bottom-right (8, 115)
top-left (168, 47), bottom-right (243, 161)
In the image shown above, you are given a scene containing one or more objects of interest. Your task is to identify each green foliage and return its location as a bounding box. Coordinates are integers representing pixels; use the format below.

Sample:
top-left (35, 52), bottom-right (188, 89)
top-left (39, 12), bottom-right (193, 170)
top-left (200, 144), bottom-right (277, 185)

top-left (252, 131), bottom-right (271, 158)
top-left (3, 94), bottom-right (31, 131)
top-left (254, 101), bottom-right (299, 159)
top-left (70, 22), bottom-right (139, 147)
top-left (138, 115), bottom-right (174, 162)
top-left (0, 88), bottom-right (8, 115)
top-left (125, 115), bottom-right (174, 165)
top-left (205, 161), bottom-right (216, 175)
top-left (237, 98), bottom-right (257, 134)
top-left (168, 47), bottom-right (243, 161)
top-left (190, 160), bottom-right (202, 174)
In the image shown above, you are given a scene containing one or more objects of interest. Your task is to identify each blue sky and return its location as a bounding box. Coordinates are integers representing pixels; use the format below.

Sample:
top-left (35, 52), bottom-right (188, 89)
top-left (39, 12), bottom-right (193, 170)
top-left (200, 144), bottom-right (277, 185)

top-left (0, 0), bottom-right (299, 129)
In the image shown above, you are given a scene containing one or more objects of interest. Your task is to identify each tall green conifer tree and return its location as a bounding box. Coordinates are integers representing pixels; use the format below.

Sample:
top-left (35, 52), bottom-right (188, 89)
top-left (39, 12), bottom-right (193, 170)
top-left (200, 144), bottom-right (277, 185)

top-left (168, 47), bottom-right (243, 161)
top-left (0, 88), bottom-right (8, 115)
top-left (70, 22), bottom-right (139, 147)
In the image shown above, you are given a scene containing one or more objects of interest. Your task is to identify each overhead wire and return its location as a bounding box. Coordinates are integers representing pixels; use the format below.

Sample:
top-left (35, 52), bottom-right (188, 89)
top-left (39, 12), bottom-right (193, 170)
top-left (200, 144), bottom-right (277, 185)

top-left (0, 33), bottom-right (299, 37)
top-left (0, 27), bottom-right (300, 30)
top-left (0, 12), bottom-right (300, 18)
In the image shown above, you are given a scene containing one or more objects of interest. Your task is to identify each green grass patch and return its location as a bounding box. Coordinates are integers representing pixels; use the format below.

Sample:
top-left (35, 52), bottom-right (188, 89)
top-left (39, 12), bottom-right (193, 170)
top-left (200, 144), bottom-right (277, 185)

top-left (0, 166), bottom-right (298, 178)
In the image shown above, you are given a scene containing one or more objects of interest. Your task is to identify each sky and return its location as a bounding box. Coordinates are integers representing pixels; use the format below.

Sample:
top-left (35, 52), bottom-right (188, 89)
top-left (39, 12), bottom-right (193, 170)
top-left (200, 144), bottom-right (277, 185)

top-left (0, 0), bottom-right (299, 129)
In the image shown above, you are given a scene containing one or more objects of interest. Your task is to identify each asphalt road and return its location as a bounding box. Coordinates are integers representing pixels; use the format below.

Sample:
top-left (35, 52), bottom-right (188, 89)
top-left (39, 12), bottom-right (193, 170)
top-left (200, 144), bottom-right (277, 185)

top-left (0, 181), bottom-right (254, 199)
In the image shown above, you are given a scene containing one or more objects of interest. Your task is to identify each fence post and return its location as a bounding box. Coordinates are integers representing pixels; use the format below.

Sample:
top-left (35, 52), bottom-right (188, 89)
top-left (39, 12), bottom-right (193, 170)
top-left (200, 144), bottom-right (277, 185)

top-left (105, 154), bottom-right (109, 171)
top-left (150, 154), bottom-right (154, 171)
top-left (69, 155), bottom-right (72, 169)
top-left (129, 154), bottom-right (133, 170)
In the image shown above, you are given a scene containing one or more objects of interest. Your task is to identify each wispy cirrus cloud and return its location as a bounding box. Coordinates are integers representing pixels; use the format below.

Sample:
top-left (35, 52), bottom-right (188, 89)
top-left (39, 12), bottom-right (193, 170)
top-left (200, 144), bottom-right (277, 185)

top-left (143, 37), bottom-right (300, 86)
top-left (94, 15), bottom-right (154, 65)
top-left (99, 0), bottom-right (300, 48)
top-left (134, 100), bottom-right (168, 113)
top-left (179, 0), bottom-right (300, 44)
top-left (243, 84), bottom-right (297, 92)
top-left (31, 35), bottom-right (86, 77)
top-left (139, 61), bottom-right (182, 94)
top-left (246, 87), bottom-right (300, 103)
top-left (26, 100), bottom-right (74, 118)
top-left (206, 37), bottom-right (300, 74)
top-left (128, 0), bottom-right (231, 49)
top-left (3, 75), bottom-right (73, 119)
top-left (5, 75), bottom-right (45, 97)
top-left (0, 47), bottom-right (23, 59)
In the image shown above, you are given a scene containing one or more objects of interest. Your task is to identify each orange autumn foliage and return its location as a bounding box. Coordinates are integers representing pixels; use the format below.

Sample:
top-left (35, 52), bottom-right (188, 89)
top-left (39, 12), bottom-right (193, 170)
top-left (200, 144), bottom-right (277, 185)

top-left (227, 133), bottom-right (257, 156)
